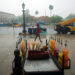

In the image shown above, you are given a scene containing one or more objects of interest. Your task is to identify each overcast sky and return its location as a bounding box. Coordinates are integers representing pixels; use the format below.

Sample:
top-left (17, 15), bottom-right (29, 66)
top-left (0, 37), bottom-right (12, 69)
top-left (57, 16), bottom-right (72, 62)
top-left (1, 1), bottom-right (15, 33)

top-left (0, 0), bottom-right (75, 18)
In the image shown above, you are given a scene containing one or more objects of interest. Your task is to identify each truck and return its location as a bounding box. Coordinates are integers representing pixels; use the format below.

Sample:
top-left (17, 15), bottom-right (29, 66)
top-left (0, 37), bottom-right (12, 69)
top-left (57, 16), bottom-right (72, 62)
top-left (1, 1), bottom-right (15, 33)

top-left (54, 18), bottom-right (75, 34)
top-left (13, 23), bottom-right (22, 27)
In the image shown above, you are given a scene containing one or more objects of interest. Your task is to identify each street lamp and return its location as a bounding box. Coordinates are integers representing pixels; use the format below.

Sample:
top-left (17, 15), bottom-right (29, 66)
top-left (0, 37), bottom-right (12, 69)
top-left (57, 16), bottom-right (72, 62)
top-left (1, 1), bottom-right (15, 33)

top-left (22, 3), bottom-right (25, 33)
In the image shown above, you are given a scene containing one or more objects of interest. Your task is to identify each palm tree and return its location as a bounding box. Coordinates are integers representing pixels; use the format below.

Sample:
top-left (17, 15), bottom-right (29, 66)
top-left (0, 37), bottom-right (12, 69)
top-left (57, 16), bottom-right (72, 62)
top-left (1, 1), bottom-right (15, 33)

top-left (35, 11), bottom-right (39, 15)
top-left (49, 5), bottom-right (53, 17)
top-left (35, 11), bottom-right (39, 22)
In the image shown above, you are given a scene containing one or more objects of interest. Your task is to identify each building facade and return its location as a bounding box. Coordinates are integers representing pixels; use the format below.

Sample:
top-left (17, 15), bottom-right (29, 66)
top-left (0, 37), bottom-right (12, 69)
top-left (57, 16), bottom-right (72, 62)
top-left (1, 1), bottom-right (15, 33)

top-left (0, 11), bottom-right (15, 24)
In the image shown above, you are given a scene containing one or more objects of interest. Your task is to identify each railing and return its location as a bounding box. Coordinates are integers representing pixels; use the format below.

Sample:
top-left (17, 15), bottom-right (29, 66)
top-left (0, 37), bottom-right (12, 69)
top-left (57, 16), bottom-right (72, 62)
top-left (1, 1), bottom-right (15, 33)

top-left (48, 41), bottom-right (71, 75)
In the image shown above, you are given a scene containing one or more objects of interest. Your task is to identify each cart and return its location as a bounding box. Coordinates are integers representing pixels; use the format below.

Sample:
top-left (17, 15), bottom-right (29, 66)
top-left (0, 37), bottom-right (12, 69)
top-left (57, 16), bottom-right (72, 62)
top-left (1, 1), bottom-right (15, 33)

top-left (11, 38), bottom-right (71, 75)
top-left (23, 39), bottom-right (71, 75)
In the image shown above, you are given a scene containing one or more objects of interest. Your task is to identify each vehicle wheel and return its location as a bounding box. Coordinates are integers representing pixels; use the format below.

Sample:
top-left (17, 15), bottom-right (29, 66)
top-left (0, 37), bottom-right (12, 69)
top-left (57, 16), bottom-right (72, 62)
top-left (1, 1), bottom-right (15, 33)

top-left (62, 31), bottom-right (67, 34)
top-left (57, 31), bottom-right (60, 34)
top-left (71, 32), bottom-right (74, 34)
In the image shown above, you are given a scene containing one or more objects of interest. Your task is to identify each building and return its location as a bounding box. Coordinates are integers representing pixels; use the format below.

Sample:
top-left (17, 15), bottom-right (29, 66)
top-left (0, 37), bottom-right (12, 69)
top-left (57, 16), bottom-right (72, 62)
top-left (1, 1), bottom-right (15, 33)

top-left (0, 11), bottom-right (15, 24)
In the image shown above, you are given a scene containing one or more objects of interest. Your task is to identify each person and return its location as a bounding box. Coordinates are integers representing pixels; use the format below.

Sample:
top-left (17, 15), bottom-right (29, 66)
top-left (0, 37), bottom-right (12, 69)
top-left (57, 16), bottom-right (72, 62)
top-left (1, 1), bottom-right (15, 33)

top-left (34, 23), bottom-right (42, 42)
top-left (14, 49), bottom-right (22, 69)
top-left (11, 49), bottom-right (23, 75)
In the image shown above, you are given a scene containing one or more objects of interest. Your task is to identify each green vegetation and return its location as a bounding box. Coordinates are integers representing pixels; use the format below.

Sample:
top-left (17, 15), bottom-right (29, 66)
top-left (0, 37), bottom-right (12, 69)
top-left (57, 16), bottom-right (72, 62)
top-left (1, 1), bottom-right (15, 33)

top-left (12, 9), bottom-right (75, 26)
top-left (49, 15), bottom-right (63, 24)
top-left (65, 14), bottom-right (75, 20)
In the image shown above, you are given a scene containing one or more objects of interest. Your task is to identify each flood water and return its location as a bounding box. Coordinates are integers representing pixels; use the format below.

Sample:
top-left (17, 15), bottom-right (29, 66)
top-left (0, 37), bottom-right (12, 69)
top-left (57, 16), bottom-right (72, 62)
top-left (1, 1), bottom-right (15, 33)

top-left (0, 26), bottom-right (75, 75)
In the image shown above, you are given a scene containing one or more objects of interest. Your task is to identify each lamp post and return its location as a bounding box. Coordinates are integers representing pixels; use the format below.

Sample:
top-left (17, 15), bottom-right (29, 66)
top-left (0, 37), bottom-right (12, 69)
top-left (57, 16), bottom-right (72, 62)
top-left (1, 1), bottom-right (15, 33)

top-left (22, 3), bottom-right (25, 33)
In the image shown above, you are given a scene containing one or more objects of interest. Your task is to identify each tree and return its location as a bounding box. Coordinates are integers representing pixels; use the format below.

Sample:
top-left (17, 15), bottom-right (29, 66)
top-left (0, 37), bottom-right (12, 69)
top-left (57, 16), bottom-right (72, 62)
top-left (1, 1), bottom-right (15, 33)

top-left (12, 16), bottom-right (21, 24)
top-left (15, 9), bottom-right (30, 24)
top-left (65, 14), bottom-right (75, 20)
top-left (25, 9), bottom-right (30, 24)
top-left (18, 16), bottom-right (23, 23)
top-left (49, 5), bottom-right (53, 17)
top-left (35, 11), bottom-right (39, 15)
top-left (49, 15), bottom-right (63, 24)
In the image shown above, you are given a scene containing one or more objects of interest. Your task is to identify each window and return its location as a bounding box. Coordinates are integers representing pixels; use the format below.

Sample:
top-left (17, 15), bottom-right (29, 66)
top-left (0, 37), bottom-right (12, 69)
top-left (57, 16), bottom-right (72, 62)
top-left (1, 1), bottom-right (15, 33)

top-left (65, 23), bottom-right (73, 26)
top-left (73, 22), bottom-right (75, 26)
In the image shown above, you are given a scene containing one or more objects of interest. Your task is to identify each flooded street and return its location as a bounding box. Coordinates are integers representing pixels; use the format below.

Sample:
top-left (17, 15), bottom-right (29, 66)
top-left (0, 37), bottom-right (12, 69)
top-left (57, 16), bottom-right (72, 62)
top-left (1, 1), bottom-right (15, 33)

top-left (0, 27), bottom-right (22, 75)
top-left (0, 26), bottom-right (75, 75)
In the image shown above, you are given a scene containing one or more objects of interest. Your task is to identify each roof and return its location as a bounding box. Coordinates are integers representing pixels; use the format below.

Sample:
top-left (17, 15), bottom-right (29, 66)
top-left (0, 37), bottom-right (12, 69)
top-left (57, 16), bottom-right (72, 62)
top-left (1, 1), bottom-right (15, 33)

top-left (0, 11), bottom-right (15, 16)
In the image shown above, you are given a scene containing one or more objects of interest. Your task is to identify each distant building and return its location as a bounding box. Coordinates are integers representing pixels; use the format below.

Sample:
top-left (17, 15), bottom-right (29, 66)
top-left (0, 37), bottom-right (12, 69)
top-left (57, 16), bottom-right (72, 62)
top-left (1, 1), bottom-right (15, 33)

top-left (0, 11), bottom-right (15, 24)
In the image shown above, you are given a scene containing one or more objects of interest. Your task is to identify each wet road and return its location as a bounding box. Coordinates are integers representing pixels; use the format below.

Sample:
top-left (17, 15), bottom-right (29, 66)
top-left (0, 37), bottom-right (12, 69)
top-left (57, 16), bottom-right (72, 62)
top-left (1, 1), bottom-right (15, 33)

top-left (0, 27), bottom-right (75, 75)
top-left (0, 27), bottom-right (22, 75)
